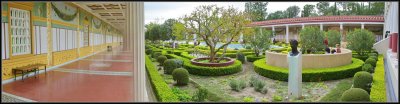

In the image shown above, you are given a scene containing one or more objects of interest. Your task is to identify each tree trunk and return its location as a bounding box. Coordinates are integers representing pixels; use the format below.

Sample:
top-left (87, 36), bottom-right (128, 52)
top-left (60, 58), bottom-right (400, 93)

top-left (209, 46), bottom-right (216, 63)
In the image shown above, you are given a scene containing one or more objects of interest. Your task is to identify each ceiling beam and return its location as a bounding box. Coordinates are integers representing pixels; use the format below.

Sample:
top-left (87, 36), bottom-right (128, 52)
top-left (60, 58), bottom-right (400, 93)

top-left (71, 2), bottom-right (123, 33)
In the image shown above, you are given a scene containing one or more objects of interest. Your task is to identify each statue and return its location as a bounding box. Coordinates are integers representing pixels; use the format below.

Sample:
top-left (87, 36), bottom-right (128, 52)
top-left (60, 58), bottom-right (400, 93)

top-left (290, 40), bottom-right (299, 56)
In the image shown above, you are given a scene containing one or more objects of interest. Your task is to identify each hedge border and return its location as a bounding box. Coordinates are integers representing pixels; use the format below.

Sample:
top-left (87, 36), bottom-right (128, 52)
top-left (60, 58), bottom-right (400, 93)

top-left (253, 58), bottom-right (364, 82)
top-left (370, 55), bottom-right (387, 102)
top-left (145, 55), bottom-right (179, 102)
top-left (168, 54), bottom-right (242, 76)
top-left (246, 55), bottom-right (265, 62)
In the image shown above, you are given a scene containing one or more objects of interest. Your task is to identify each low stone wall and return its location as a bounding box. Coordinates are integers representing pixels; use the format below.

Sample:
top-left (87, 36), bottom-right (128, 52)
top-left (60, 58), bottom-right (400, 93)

top-left (265, 48), bottom-right (352, 69)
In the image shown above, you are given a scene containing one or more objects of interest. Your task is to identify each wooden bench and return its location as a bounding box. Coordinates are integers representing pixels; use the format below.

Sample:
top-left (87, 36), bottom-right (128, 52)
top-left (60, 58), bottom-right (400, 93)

top-left (12, 63), bottom-right (47, 81)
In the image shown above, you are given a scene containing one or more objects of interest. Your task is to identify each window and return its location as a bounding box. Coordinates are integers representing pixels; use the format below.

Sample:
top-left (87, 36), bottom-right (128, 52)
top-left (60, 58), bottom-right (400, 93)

top-left (10, 7), bottom-right (31, 56)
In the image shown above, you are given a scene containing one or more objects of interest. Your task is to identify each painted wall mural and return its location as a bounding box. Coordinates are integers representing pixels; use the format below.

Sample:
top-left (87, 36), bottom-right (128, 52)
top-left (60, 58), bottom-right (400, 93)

top-left (92, 17), bottom-right (101, 29)
top-left (51, 2), bottom-right (78, 22)
top-left (2, 3), bottom-right (8, 23)
top-left (33, 2), bottom-right (47, 18)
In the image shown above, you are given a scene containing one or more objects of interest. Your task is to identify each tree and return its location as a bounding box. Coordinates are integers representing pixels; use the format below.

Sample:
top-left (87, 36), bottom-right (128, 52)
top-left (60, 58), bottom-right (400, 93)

top-left (183, 5), bottom-right (251, 63)
top-left (301, 4), bottom-right (316, 17)
top-left (145, 22), bottom-right (168, 42)
top-left (245, 2), bottom-right (268, 21)
top-left (286, 5), bottom-right (300, 18)
top-left (163, 18), bottom-right (178, 40)
top-left (325, 30), bottom-right (341, 47)
top-left (242, 27), bottom-right (273, 57)
top-left (172, 21), bottom-right (189, 44)
top-left (267, 10), bottom-right (286, 20)
top-left (346, 29), bottom-right (375, 56)
top-left (316, 2), bottom-right (330, 16)
top-left (299, 26), bottom-right (325, 54)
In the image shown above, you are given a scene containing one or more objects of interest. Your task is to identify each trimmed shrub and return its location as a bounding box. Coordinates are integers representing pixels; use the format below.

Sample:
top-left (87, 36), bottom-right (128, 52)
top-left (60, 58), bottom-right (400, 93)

top-left (368, 53), bottom-right (378, 57)
top-left (353, 71), bottom-right (373, 93)
top-left (370, 55), bottom-right (387, 102)
top-left (369, 56), bottom-right (377, 61)
top-left (172, 68), bottom-right (189, 86)
top-left (167, 54), bottom-right (242, 76)
top-left (164, 59), bottom-right (180, 74)
top-left (353, 54), bottom-right (369, 61)
top-left (253, 58), bottom-right (364, 82)
top-left (180, 52), bottom-right (195, 59)
top-left (192, 87), bottom-right (208, 102)
top-left (236, 52), bottom-right (246, 63)
top-left (365, 58), bottom-right (377, 67)
top-left (153, 52), bottom-right (162, 58)
top-left (157, 55), bottom-right (168, 66)
top-left (362, 64), bottom-right (374, 73)
top-left (173, 51), bottom-right (182, 56)
top-left (340, 88), bottom-right (370, 101)
top-left (145, 55), bottom-right (179, 102)
top-left (146, 49), bottom-right (153, 55)
top-left (246, 55), bottom-right (265, 62)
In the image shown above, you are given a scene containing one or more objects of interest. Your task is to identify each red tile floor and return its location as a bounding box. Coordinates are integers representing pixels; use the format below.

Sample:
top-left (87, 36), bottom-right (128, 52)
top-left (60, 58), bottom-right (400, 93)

top-left (2, 46), bottom-right (135, 102)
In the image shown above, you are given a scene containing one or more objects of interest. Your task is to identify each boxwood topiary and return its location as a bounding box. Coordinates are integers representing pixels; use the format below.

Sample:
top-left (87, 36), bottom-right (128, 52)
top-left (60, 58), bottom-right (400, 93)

top-left (236, 52), bottom-right (246, 63)
top-left (153, 52), bottom-right (162, 58)
top-left (172, 68), bottom-right (189, 85)
top-left (368, 53), bottom-right (378, 57)
top-left (353, 71), bottom-right (373, 93)
top-left (146, 49), bottom-right (153, 55)
top-left (340, 88), bottom-right (370, 101)
top-left (164, 59), bottom-right (180, 74)
top-left (369, 56), bottom-right (377, 61)
top-left (253, 58), bottom-right (364, 82)
top-left (157, 55), bottom-right (168, 66)
top-left (246, 55), bottom-right (265, 62)
top-left (362, 64), bottom-right (374, 73)
top-left (365, 58), bottom-right (377, 67)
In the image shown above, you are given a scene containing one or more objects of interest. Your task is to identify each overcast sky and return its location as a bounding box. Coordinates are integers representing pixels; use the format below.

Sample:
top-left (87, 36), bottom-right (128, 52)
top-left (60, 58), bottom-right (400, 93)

top-left (144, 2), bottom-right (327, 25)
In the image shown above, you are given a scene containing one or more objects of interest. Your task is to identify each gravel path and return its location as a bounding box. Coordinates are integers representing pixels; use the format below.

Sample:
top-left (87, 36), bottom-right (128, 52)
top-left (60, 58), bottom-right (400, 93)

top-left (1, 93), bottom-right (26, 102)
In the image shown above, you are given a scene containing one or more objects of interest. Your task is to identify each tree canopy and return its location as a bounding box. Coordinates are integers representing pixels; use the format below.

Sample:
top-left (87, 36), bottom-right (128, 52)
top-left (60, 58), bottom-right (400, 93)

top-left (245, 2), bottom-right (268, 21)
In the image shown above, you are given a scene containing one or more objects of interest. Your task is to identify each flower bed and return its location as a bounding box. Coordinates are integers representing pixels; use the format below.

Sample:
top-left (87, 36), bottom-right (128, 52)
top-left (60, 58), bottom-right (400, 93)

top-left (191, 57), bottom-right (235, 67)
top-left (253, 58), bottom-right (364, 82)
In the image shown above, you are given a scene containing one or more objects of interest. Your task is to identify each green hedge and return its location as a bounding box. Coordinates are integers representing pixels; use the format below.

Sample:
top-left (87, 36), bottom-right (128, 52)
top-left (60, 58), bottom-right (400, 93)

top-left (246, 55), bottom-right (265, 62)
top-left (253, 58), bottom-right (364, 82)
top-left (145, 55), bottom-right (179, 102)
top-left (370, 55), bottom-right (386, 102)
top-left (180, 52), bottom-right (195, 59)
top-left (167, 54), bottom-right (242, 76)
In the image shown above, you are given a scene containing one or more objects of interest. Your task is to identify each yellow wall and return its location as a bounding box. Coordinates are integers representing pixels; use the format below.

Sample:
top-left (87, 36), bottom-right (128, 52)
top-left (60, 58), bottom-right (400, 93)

top-left (1, 2), bottom-right (123, 81)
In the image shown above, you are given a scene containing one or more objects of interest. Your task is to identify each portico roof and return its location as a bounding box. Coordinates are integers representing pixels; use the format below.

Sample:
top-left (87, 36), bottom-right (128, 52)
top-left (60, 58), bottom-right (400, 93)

top-left (250, 16), bottom-right (384, 27)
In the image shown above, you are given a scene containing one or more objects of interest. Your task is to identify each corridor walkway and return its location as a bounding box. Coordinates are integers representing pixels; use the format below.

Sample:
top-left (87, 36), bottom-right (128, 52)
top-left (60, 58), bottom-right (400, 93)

top-left (2, 46), bottom-right (134, 102)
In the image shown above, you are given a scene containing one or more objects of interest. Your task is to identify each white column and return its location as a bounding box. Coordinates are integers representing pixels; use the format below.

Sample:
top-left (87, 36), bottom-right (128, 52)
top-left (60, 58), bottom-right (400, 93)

top-left (130, 2), bottom-right (148, 102)
top-left (340, 23), bottom-right (344, 42)
top-left (302, 24), bottom-right (305, 29)
top-left (361, 23), bottom-right (365, 29)
top-left (320, 24), bottom-right (323, 31)
top-left (286, 25), bottom-right (289, 43)
top-left (272, 26), bottom-right (275, 38)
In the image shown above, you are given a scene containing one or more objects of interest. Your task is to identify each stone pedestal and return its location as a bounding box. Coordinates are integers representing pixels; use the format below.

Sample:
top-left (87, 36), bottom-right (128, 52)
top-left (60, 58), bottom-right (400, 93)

top-left (287, 52), bottom-right (302, 99)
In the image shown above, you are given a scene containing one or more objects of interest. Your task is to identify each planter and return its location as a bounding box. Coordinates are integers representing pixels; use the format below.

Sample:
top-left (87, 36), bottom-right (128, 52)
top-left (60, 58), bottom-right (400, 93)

top-left (191, 57), bottom-right (235, 67)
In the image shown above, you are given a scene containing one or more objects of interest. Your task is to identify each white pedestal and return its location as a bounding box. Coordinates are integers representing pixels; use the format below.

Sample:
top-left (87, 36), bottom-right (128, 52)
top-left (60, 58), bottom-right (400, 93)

top-left (287, 52), bottom-right (302, 99)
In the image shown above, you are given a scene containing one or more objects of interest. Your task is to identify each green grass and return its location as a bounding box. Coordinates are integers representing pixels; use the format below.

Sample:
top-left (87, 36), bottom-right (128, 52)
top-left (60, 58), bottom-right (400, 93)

top-left (319, 79), bottom-right (352, 102)
top-left (198, 59), bottom-right (228, 63)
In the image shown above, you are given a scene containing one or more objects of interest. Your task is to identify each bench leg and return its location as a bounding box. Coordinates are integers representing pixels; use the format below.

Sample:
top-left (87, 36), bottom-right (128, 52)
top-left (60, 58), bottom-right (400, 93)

top-left (35, 69), bottom-right (37, 78)
top-left (21, 71), bottom-right (24, 81)
top-left (14, 70), bottom-right (16, 81)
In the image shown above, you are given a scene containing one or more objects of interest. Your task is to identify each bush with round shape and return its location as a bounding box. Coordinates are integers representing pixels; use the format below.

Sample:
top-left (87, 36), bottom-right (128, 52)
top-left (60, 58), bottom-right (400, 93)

top-left (340, 88), bottom-right (370, 101)
top-left (365, 58), bottom-right (377, 67)
top-left (153, 52), bottom-right (162, 58)
top-left (369, 56), bottom-right (377, 61)
top-left (353, 71), bottom-right (373, 92)
top-left (172, 68), bottom-right (189, 85)
top-left (229, 79), bottom-right (246, 92)
top-left (146, 49), bottom-right (153, 55)
top-left (236, 52), bottom-right (246, 63)
top-left (368, 53), bottom-right (378, 57)
top-left (157, 55), bottom-right (168, 66)
top-left (362, 64), bottom-right (374, 73)
top-left (164, 59), bottom-right (180, 74)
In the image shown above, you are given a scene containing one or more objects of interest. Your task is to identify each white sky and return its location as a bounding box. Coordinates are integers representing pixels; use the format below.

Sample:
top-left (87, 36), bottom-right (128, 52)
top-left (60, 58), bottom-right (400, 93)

top-left (144, 2), bottom-right (326, 25)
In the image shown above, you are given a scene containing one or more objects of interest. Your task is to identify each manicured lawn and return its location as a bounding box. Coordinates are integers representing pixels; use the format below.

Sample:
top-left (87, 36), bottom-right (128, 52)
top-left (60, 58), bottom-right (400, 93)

top-left (319, 78), bottom-right (353, 102)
